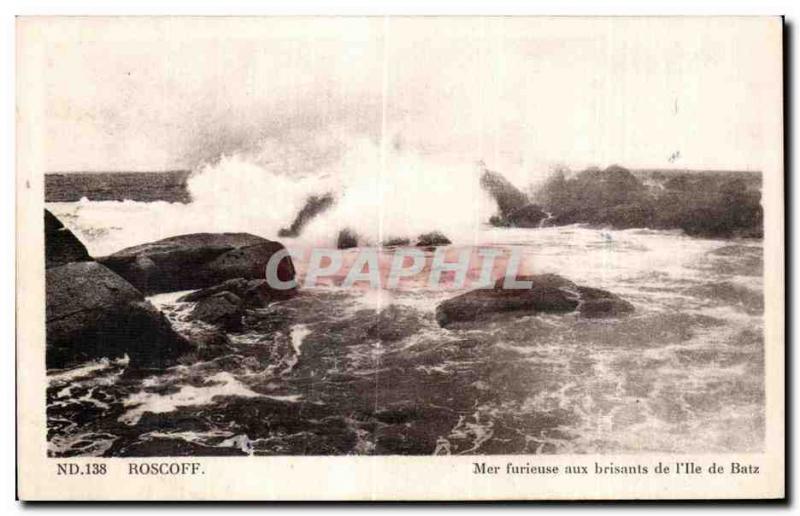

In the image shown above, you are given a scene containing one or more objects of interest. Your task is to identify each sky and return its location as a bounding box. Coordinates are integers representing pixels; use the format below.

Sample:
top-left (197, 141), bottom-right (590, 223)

top-left (33, 17), bottom-right (781, 182)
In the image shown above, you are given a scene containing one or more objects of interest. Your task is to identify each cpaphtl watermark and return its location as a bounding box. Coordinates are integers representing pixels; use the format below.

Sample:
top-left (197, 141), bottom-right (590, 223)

top-left (265, 246), bottom-right (538, 290)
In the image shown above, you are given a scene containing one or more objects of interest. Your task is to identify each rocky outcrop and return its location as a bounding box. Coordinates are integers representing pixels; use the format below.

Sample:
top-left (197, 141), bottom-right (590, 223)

top-left (178, 277), bottom-right (293, 306)
top-left (536, 166), bottom-right (763, 238)
top-left (337, 229), bottom-right (358, 249)
top-left (480, 169), bottom-right (528, 216)
top-left (97, 233), bottom-right (296, 295)
top-left (278, 193), bottom-right (335, 237)
top-left (45, 209), bottom-right (91, 268)
top-left (480, 168), bottom-right (548, 228)
top-left (175, 325), bottom-right (232, 362)
top-left (435, 274), bottom-right (633, 327)
top-left (652, 176), bottom-right (763, 238)
top-left (46, 261), bottom-right (192, 369)
top-left (416, 231), bottom-right (451, 247)
top-left (179, 276), bottom-right (297, 331)
top-left (539, 165), bottom-right (653, 228)
top-left (575, 286), bottom-right (636, 319)
top-left (190, 291), bottom-right (245, 331)
top-left (383, 237), bottom-right (411, 247)
top-left (505, 204), bottom-right (549, 228)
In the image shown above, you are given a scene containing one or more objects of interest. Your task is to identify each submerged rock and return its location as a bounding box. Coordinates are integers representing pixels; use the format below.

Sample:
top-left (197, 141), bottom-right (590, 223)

top-left (45, 209), bottom-right (91, 268)
top-left (190, 291), bottom-right (244, 331)
top-left (175, 325), bottom-right (232, 362)
top-left (365, 305), bottom-right (423, 343)
top-left (177, 277), bottom-right (294, 306)
top-left (97, 232), bottom-right (296, 295)
top-left (576, 286), bottom-right (635, 318)
top-left (337, 229), bottom-right (359, 249)
top-left (435, 274), bottom-right (633, 327)
top-left (46, 261), bottom-right (192, 369)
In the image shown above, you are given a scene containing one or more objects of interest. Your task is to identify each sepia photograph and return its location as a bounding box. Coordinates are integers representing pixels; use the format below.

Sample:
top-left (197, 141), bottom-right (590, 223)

top-left (15, 14), bottom-right (785, 500)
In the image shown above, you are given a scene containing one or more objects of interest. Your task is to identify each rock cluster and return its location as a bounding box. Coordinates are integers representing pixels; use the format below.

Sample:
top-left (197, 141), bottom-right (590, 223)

top-left (44, 210), bottom-right (297, 369)
top-left (44, 211), bottom-right (193, 369)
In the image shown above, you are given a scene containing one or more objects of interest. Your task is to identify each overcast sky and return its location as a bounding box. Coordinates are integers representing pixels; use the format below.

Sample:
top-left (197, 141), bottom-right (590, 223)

top-left (35, 17), bottom-right (780, 178)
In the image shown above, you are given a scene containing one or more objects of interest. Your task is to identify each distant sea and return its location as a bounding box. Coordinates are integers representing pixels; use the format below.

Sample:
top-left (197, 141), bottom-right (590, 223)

top-left (45, 171), bottom-right (192, 203)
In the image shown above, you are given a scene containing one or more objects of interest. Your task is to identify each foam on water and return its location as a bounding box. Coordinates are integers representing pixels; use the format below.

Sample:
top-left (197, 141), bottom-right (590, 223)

top-left (119, 372), bottom-right (265, 425)
top-left (47, 139), bottom-right (498, 255)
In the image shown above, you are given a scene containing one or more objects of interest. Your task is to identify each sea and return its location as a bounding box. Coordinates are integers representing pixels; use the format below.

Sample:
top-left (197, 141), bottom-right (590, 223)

top-left (45, 162), bottom-right (764, 457)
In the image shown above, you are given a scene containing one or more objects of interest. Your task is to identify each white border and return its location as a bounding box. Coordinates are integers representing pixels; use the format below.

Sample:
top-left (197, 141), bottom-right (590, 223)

top-left (3, 0), bottom-right (797, 511)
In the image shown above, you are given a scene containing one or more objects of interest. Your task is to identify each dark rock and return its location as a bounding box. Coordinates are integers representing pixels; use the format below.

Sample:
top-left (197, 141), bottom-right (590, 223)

top-left (46, 261), bottom-right (192, 369)
top-left (540, 165), bottom-right (651, 228)
top-left (176, 325), bottom-right (232, 362)
top-left (654, 177), bottom-right (763, 238)
top-left (576, 286), bottom-right (635, 318)
top-left (435, 274), bottom-right (580, 327)
top-left (177, 277), bottom-right (293, 306)
top-left (536, 166), bottom-right (763, 238)
top-left (596, 202), bottom-right (655, 229)
top-left (190, 291), bottom-right (244, 331)
top-left (488, 215), bottom-right (511, 227)
top-left (366, 305), bottom-right (422, 342)
top-left (278, 193), bottom-right (335, 237)
top-left (506, 203), bottom-right (549, 228)
top-left (479, 167), bottom-right (551, 228)
top-left (337, 228), bottom-right (358, 249)
top-left (383, 237), bottom-right (411, 247)
top-left (44, 209), bottom-right (91, 268)
top-left (416, 231), bottom-right (451, 247)
top-left (97, 233), bottom-right (295, 295)
top-left (480, 167), bottom-right (528, 218)
top-left (436, 274), bottom-right (634, 327)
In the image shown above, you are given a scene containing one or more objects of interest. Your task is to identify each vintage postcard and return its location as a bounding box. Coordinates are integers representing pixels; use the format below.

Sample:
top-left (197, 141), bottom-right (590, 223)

top-left (16, 16), bottom-right (784, 500)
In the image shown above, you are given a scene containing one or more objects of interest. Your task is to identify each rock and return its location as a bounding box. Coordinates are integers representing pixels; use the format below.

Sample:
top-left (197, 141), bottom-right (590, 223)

top-left (416, 231), bottom-right (451, 247)
top-left (596, 202), bottom-right (655, 229)
top-left (654, 177), bottom-right (763, 238)
top-left (278, 193), bottom-right (335, 237)
top-left (190, 291), bottom-right (244, 331)
top-left (383, 237), bottom-right (411, 247)
top-left (539, 165), bottom-right (651, 228)
top-left (505, 203), bottom-right (548, 228)
top-left (435, 274), bottom-right (634, 327)
top-left (177, 277), bottom-right (293, 306)
top-left (337, 229), bottom-right (358, 249)
top-left (44, 209), bottom-right (91, 268)
top-left (536, 167), bottom-right (763, 238)
top-left (46, 262), bottom-right (192, 369)
top-left (176, 325), bottom-right (232, 362)
top-left (366, 305), bottom-right (422, 342)
top-left (436, 274), bottom-right (580, 327)
top-left (576, 286), bottom-right (635, 318)
top-left (97, 233), bottom-right (296, 295)
top-left (480, 167), bottom-right (528, 219)
top-left (479, 167), bottom-right (550, 228)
